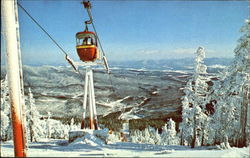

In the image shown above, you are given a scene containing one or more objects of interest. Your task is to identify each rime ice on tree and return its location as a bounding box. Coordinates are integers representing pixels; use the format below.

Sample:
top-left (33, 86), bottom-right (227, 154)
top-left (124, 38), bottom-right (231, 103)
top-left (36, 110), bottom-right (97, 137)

top-left (179, 47), bottom-right (210, 148)
top-left (212, 19), bottom-right (250, 147)
top-left (0, 76), bottom-right (12, 141)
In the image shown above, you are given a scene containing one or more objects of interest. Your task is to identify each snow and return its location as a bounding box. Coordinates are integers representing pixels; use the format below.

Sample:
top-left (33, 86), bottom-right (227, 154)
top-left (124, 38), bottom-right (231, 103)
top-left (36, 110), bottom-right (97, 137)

top-left (1, 139), bottom-right (249, 157)
top-left (163, 70), bottom-right (189, 74)
top-left (208, 64), bottom-right (227, 69)
top-left (119, 109), bottom-right (142, 120)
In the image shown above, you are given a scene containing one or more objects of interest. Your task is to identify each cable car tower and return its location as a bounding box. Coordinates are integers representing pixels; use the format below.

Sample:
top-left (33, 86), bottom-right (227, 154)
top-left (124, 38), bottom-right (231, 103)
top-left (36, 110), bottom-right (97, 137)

top-left (75, 0), bottom-right (110, 130)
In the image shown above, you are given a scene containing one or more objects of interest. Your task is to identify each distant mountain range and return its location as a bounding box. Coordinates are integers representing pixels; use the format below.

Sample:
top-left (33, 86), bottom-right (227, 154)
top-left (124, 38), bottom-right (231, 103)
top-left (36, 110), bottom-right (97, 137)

top-left (1, 57), bottom-right (232, 79)
top-left (109, 57), bottom-right (232, 71)
top-left (1, 57), bottom-right (233, 69)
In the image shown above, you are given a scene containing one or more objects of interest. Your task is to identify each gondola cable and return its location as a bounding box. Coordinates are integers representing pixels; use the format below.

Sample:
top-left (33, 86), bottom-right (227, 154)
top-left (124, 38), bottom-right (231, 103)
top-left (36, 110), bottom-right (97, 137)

top-left (82, 1), bottom-right (116, 94)
top-left (17, 2), bottom-right (79, 72)
top-left (17, 1), bottom-right (117, 96)
top-left (17, 2), bottom-right (67, 56)
top-left (91, 21), bottom-right (116, 94)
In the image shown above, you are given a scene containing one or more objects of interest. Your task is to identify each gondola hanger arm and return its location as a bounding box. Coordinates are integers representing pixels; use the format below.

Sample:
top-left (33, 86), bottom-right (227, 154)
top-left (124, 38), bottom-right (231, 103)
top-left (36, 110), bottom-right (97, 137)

top-left (65, 55), bottom-right (78, 72)
top-left (82, 1), bottom-right (93, 25)
top-left (81, 0), bottom-right (111, 74)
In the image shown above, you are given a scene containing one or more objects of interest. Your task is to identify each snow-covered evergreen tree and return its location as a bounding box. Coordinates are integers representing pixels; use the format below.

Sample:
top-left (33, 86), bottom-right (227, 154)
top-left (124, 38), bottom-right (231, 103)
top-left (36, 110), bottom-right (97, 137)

top-left (179, 95), bottom-right (193, 146)
top-left (48, 119), bottom-right (71, 139)
top-left (131, 129), bottom-right (143, 143)
top-left (179, 47), bottom-right (210, 148)
top-left (25, 87), bottom-right (76, 141)
top-left (130, 127), bottom-right (161, 145)
top-left (69, 118), bottom-right (80, 132)
top-left (130, 130), bottom-right (138, 143)
top-left (26, 87), bottom-right (46, 142)
top-left (0, 76), bottom-right (12, 141)
top-left (154, 129), bottom-right (161, 145)
top-left (212, 19), bottom-right (250, 147)
top-left (142, 126), bottom-right (155, 144)
top-left (47, 112), bottom-right (52, 138)
top-left (44, 112), bottom-right (69, 139)
top-left (146, 126), bottom-right (161, 145)
top-left (161, 119), bottom-right (179, 145)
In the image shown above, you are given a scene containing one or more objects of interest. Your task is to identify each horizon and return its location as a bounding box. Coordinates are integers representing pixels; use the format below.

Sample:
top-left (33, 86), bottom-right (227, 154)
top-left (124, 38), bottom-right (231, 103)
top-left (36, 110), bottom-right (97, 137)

top-left (0, 56), bottom-right (233, 67)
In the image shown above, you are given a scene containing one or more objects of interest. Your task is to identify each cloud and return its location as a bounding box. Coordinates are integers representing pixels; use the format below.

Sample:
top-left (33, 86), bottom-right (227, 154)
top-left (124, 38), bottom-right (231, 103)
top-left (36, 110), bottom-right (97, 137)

top-left (172, 48), bottom-right (196, 54)
top-left (136, 49), bottom-right (161, 55)
top-left (135, 48), bottom-right (195, 59)
top-left (171, 47), bottom-right (218, 56)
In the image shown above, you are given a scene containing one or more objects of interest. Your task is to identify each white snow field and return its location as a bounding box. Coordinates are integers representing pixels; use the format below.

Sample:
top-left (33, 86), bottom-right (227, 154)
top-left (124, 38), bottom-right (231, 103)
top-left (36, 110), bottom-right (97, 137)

top-left (1, 138), bottom-right (249, 157)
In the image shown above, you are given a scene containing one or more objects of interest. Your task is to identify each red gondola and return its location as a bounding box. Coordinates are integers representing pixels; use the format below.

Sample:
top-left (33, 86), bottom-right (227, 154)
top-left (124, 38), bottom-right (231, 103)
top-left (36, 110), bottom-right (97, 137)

top-left (76, 30), bottom-right (99, 62)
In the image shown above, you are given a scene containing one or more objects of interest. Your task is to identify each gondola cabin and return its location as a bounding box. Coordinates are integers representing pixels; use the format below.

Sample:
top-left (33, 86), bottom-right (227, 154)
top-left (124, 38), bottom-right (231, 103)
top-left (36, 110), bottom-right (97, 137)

top-left (76, 31), bottom-right (99, 62)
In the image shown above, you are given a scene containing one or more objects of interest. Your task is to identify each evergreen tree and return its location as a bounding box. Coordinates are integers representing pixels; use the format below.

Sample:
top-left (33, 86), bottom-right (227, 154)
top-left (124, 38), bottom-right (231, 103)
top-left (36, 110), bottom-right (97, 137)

top-left (179, 95), bottom-right (193, 146)
top-left (143, 126), bottom-right (155, 144)
top-left (47, 112), bottom-right (52, 138)
top-left (136, 130), bottom-right (144, 143)
top-left (179, 47), bottom-right (210, 148)
top-left (161, 119), bottom-right (179, 145)
top-left (26, 87), bottom-right (45, 142)
top-left (0, 76), bottom-right (12, 141)
top-left (212, 19), bottom-right (250, 147)
top-left (154, 129), bottom-right (161, 145)
top-left (131, 127), bottom-right (160, 145)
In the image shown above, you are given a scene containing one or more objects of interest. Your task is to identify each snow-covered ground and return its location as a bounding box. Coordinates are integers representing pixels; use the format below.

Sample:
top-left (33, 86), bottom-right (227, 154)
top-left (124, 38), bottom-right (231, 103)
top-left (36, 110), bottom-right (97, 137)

top-left (1, 138), bottom-right (249, 157)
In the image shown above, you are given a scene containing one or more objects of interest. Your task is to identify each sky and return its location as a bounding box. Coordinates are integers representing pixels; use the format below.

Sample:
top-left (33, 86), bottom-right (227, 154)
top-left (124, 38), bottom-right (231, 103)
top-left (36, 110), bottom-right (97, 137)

top-left (1, 0), bottom-right (249, 65)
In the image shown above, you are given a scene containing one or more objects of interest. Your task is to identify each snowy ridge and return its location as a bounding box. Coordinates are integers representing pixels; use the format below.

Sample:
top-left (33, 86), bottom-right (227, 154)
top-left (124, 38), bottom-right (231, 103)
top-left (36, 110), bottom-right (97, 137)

top-left (208, 64), bottom-right (227, 69)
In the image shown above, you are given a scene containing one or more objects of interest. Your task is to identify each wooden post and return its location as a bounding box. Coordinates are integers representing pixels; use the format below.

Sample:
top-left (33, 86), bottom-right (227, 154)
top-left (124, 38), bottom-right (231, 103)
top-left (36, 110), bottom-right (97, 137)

top-left (2, 0), bottom-right (27, 156)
